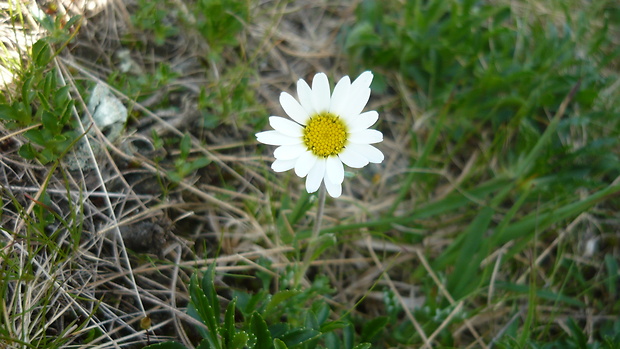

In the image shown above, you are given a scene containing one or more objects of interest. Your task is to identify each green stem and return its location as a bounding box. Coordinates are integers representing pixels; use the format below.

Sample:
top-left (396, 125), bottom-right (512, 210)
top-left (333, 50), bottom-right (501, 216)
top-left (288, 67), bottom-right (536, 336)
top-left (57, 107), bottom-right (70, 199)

top-left (295, 185), bottom-right (326, 287)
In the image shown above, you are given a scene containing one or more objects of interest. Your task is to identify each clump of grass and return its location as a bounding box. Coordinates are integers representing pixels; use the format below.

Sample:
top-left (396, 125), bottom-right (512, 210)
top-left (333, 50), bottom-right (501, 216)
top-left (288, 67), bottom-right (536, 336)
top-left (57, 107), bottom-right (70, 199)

top-left (340, 0), bottom-right (620, 347)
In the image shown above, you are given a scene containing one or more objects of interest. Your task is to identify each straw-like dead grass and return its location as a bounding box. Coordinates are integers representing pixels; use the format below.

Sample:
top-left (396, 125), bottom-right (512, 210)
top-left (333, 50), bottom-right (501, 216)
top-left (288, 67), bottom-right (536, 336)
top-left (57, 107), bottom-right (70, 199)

top-left (0, 0), bottom-right (411, 347)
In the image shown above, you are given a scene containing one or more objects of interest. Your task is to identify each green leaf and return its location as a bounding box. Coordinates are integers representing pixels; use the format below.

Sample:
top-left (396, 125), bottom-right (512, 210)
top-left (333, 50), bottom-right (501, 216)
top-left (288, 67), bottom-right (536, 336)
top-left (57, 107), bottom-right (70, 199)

top-left (189, 271), bottom-right (221, 349)
top-left (345, 22), bottom-right (382, 50)
top-left (361, 316), bottom-right (388, 342)
top-left (221, 299), bottom-right (236, 346)
top-left (54, 85), bottom-right (71, 108)
top-left (180, 133), bottom-right (192, 158)
top-left (314, 302), bottom-right (330, 325)
top-left (14, 101), bottom-right (32, 125)
top-left (202, 264), bottom-right (221, 317)
top-left (352, 344), bottom-right (372, 349)
top-left (320, 320), bottom-right (350, 333)
top-left (39, 147), bottom-right (55, 164)
top-left (305, 311), bottom-right (319, 332)
top-left (22, 76), bottom-right (36, 106)
top-left (287, 190), bottom-right (313, 226)
top-left (37, 14), bottom-right (55, 32)
top-left (268, 323), bottom-right (289, 340)
top-left (32, 39), bottom-right (52, 67)
top-left (278, 190), bottom-right (312, 243)
top-left (152, 129), bottom-right (163, 149)
top-left (323, 332), bottom-right (340, 349)
top-left (231, 331), bottom-right (249, 349)
top-left (197, 339), bottom-right (211, 349)
top-left (250, 312), bottom-right (273, 349)
top-left (64, 15), bottom-right (82, 29)
top-left (273, 339), bottom-right (288, 349)
top-left (605, 254), bottom-right (618, 299)
top-left (343, 323), bottom-right (354, 349)
top-left (18, 143), bottom-right (37, 160)
top-left (42, 69), bottom-right (55, 96)
top-left (496, 281), bottom-right (585, 307)
top-left (58, 99), bottom-right (74, 125)
top-left (167, 171), bottom-right (183, 183)
top-left (278, 328), bottom-right (321, 348)
top-left (446, 206), bottom-right (494, 299)
top-left (236, 290), bottom-right (268, 317)
top-left (500, 182), bottom-right (620, 247)
top-left (189, 157), bottom-right (211, 171)
top-left (309, 233), bottom-right (336, 261)
top-left (42, 111), bottom-right (60, 134)
top-left (37, 91), bottom-right (53, 112)
top-left (24, 129), bottom-right (47, 146)
top-left (0, 105), bottom-right (19, 121)
top-left (265, 290), bottom-right (299, 313)
top-left (566, 318), bottom-right (588, 348)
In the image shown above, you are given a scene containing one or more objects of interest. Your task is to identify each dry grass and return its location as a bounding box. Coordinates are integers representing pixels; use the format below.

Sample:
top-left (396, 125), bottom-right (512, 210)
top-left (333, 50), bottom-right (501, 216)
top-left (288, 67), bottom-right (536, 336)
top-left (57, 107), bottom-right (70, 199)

top-left (0, 0), bottom-right (408, 347)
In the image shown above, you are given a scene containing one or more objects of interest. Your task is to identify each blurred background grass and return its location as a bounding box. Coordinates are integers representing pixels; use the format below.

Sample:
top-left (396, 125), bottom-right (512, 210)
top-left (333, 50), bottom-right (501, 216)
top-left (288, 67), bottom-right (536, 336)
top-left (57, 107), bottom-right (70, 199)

top-left (0, 0), bottom-right (619, 348)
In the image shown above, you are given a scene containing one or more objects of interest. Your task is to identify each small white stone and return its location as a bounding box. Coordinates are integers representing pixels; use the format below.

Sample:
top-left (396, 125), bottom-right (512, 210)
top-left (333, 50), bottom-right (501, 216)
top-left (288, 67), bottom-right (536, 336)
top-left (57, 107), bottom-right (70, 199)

top-left (87, 83), bottom-right (127, 131)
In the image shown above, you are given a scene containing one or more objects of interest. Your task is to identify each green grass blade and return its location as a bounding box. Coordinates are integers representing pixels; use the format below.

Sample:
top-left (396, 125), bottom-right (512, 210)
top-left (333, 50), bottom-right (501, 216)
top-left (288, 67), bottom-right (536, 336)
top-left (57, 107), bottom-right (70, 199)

top-left (445, 206), bottom-right (494, 299)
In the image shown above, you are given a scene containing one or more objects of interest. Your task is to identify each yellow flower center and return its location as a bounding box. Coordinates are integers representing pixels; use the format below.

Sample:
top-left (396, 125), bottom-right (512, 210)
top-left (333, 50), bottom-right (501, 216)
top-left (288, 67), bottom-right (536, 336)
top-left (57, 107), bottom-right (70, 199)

top-left (303, 113), bottom-right (348, 157)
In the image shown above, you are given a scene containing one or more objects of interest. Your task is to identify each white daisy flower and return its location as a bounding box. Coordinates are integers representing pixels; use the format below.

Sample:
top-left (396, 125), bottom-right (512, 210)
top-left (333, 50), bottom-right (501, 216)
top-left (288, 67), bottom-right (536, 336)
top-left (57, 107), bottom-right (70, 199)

top-left (256, 71), bottom-right (384, 198)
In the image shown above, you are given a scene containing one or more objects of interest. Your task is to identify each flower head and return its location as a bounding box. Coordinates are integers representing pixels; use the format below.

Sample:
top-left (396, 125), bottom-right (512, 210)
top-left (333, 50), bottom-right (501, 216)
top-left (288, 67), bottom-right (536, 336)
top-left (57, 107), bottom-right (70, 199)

top-left (256, 71), bottom-right (384, 198)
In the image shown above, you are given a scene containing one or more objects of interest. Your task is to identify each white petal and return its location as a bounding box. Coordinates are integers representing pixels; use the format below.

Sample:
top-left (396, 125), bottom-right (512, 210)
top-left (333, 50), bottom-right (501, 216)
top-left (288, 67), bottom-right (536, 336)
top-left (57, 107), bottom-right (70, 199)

top-left (273, 144), bottom-right (307, 160)
top-left (363, 144), bottom-right (384, 163)
top-left (294, 151), bottom-right (317, 177)
top-left (348, 129), bottom-right (383, 144)
top-left (324, 175), bottom-right (342, 198)
top-left (280, 92), bottom-right (309, 125)
top-left (329, 76), bottom-right (351, 116)
top-left (342, 88), bottom-right (371, 120)
top-left (352, 71), bottom-right (373, 91)
top-left (348, 111), bottom-right (379, 132)
top-left (339, 146), bottom-right (369, 168)
top-left (325, 156), bottom-right (344, 184)
top-left (342, 71), bottom-right (373, 119)
top-left (351, 143), bottom-right (384, 163)
top-left (269, 116), bottom-right (303, 136)
top-left (256, 130), bottom-right (302, 145)
top-left (297, 78), bottom-right (315, 115)
top-left (311, 73), bottom-right (331, 114)
top-left (305, 158), bottom-right (326, 193)
top-left (271, 158), bottom-right (296, 172)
